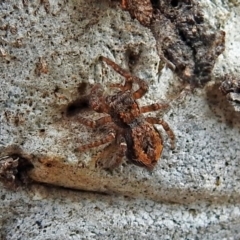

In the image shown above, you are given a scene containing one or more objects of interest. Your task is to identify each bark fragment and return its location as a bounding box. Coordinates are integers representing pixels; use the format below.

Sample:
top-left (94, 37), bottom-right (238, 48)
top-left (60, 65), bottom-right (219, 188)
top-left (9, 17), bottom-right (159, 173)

top-left (121, 0), bottom-right (225, 86)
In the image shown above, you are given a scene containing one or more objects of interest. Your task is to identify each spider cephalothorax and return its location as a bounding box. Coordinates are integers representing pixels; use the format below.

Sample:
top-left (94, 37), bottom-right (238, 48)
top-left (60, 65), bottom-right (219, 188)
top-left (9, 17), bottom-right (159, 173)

top-left (69, 56), bottom-right (175, 170)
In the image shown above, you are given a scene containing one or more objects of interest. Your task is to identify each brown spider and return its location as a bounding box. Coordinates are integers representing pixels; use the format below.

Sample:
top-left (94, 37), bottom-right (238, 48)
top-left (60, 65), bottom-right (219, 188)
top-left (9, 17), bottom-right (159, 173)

top-left (70, 56), bottom-right (175, 170)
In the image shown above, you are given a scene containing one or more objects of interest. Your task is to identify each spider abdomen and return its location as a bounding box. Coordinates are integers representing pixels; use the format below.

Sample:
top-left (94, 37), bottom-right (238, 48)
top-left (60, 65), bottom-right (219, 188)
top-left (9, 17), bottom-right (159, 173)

top-left (126, 122), bottom-right (163, 170)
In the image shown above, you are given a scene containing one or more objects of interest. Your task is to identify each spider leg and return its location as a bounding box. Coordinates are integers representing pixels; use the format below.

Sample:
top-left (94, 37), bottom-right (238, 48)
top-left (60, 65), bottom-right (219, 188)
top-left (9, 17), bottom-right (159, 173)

top-left (100, 56), bottom-right (148, 99)
top-left (109, 81), bottom-right (132, 91)
top-left (101, 56), bottom-right (133, 91)
top-left (140, 102), bottom-right (169, 113)
top-left (95, 135), bottom-right (127, 170)
top-left (132, 77), bottom-right (148, 100)
top-left (110, 136), bottom-right (127, 169)
top-left (145, 117), bottom-right (175, 149)
top-left (77, 115), bottom-right (112, 128)
top-left (77, 128), bottom-right (116, 151)
top-left (100, 56), bottom-right (132, 78)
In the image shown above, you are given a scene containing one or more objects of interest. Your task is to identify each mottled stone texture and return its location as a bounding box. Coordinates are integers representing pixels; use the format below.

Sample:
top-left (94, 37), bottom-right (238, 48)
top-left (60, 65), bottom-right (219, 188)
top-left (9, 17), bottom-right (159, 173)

top-left (1, 0), bottom-right (240, 239)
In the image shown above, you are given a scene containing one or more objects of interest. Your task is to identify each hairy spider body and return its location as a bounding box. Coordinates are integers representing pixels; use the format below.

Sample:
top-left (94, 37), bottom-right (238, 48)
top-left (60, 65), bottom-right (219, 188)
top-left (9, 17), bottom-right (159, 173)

top-left (72, 56), bottom-right (175, 170)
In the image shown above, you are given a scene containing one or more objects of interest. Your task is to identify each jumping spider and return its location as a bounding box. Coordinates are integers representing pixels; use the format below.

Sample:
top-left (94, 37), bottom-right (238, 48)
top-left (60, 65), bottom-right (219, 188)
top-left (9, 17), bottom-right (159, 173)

top-left (70, 56), bottom-right (175, 170)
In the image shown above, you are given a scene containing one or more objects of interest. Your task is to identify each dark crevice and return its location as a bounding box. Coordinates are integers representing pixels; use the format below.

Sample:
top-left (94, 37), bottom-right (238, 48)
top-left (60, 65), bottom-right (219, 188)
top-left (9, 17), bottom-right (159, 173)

top-left (171, 0), bottom-right (179, 7)
top-left (66, 96), bottom-right (90, 117)
top-left (0, 146), bottom-right (34, 188)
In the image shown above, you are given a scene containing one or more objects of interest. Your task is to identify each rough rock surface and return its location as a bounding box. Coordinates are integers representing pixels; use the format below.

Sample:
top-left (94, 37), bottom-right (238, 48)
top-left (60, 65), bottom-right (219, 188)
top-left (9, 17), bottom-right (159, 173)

top-left (1, 0), bottom-right (240, 239)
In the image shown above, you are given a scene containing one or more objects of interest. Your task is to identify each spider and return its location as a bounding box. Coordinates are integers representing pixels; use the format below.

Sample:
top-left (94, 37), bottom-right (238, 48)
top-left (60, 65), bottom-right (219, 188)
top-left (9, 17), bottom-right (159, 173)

top-left (70, 56), bottom-right (175, 170)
